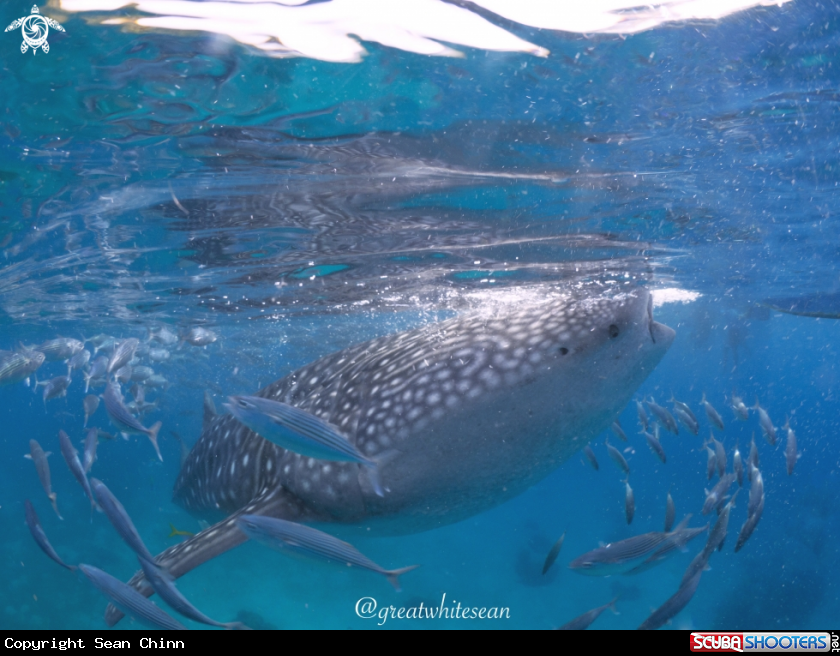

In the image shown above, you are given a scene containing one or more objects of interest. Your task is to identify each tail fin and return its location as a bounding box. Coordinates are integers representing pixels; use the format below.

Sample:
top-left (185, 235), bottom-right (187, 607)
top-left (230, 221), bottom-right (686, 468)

top-left (385, 564), bottom-right (421, 592)
top-left (146, 422), bottom-right (163, 462)
top-left (49, 492), bottom-right (63, 521)
top-left (362, 450), bottom-right (399, 498)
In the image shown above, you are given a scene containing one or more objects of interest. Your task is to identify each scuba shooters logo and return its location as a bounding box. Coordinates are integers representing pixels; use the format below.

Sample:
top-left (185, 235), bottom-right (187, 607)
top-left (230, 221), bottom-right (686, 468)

top-left (5, 5), bottom-right (65, 54)
top-left (690, 632), bottom-right (837, 652)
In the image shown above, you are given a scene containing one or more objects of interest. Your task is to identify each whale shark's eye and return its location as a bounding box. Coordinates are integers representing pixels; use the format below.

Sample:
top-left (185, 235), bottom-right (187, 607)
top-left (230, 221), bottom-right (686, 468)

top-left (559, 347), bottom-right (569, 355)
top-left (609, 324), bottom-right (620, 338)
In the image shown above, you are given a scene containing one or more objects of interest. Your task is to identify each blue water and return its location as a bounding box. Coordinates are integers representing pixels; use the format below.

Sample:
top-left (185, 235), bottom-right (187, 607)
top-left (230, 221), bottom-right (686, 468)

top-left (1, 0), bottom-right (839, 630)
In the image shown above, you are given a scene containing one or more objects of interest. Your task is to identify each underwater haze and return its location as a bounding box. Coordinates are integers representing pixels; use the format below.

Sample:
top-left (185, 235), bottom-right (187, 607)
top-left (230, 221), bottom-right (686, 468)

top-left (1, 0), bottom-right (839, 630)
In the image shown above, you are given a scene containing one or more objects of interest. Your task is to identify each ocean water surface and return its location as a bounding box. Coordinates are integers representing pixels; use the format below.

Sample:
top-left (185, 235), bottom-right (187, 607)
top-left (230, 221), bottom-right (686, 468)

top-left (1, 0), bottom-right (839, 630)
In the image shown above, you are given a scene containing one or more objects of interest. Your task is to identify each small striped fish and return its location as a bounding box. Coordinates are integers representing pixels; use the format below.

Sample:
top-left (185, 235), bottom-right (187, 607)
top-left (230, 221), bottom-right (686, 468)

top-left (102, 381), bottom-right (162, 461)
top-left (638, 569), bottom-right (703, 630)
top-left (58, 430), bottom-right (96, 515)
top-left (23, 500), bottom-right (75, 571)
top-left (79, 564), bottom-right (186, 630)
top-left (236, 515), bottom-right (419, 591)
top-left (91, 479), bottom-right (155, 563)
top-left (225, 395), bottom-right (389, 496)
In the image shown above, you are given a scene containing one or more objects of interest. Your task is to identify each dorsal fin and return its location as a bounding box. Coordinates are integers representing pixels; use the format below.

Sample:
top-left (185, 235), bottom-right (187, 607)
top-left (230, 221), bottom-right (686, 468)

top-left (104, 487), bottom-right (312, 627)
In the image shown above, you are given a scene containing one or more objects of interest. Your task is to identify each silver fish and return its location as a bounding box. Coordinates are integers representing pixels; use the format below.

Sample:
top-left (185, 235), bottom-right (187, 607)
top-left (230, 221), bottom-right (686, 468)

top-left (730, 394), bottom-right (749, 421)
top-left (645, 398), bottom-right (679, 435)
top-left (556, 597), bottom-right (617, 630)
top-left (611, 420), bottom-right (628, 442)
top-left (605, 438), bottom-right (630, 475)
top-left (58, 430), bottom-right (96, 515)
top-left (67, 349), bottom-right (91, 376)
top-left (644, 430), bottom-right (667, 464)
top-left (733, 444), bottom-right (744, 487)
top-left (712, 435), bottom-right (726, 478)
top-left (748, 432), bottom-right (759, 476)
top-left (85, 333), bottom-right (116, 355)
top-left (236, 514), bottom-right (419, 591)
top-left (79, 564), bottom-right (186, 631)
top-left (664, 492), bottom-right (675, 533)
top-left (83, 394), bottom-right (100, 427)
top-left (705, 490), bottom-right (738, 555)
top-left (102, 381), bottom-right (163, 461)
top-left (114, 365), bottom-right (132, 385)
top-left (734, 492), bottom-right (764, 552)
top-left (225, 395), bottom-right (388, 496)
top-left (702, 473), bottom-right (734, 515)
top-left (152, 326), bottom-right (179, 346)
top-left (701, 393), bottom-right (724, 431)
top-left (137, 556), bottom-right (248, 630)
top-left (23, 499), bottom-right (75, 571)
top-left (34, 338), bottom-right (84, 362)
top-left (569, 516), bottom-right (704, 577)
top-left (705, 445), bottom-right (716, 481)
top-left (84, 355), bottom-right (108, 392)
top-left (25, 439), bottom-right (61, 520)
top-left (148, 348), bottom-right (171, 363)
top-left (636, 400), bottom-right (649, 431)
top-left (129, 383), bottom-right (145, 404)
top-left (747, 465), bottom-right (764, 519)
top-left (83, 427), bottom-right (99, 474)
top-left (542, 532), bottom-right (565, 575)
top-left (107, 338), bottom-right (139, 375)
top-left (670, 396), bottom-right (698, 426)
top-left (673, 406), bottom-right (699, 435)
top-left (625, 480), bottom-right (635, 525)
top-left (145, 374), bottom-right (169, 389)
top-left (0, 349), bottom-right (45, 386)
top-left (784, 418), bottom-right (798, 475)
top-left (638, 569), bottom-right (703, 630)
top-left (582, 445), bottom-right (599, 471)
top-left (91, 478), bottom-right (155, 562)
top-left (103, 288), bottom-right (675, 625)
top-left (36, 375), bottom-right (71, 403)
top-left (131, 366), bottom-right (155, 382)
top-left (753, 399), bottom-right (776, 445)
top-left (182, 327), bottom-right (217, 347)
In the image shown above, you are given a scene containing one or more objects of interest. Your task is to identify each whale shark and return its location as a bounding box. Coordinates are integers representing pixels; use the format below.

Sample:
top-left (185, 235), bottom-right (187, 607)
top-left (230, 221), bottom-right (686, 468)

top-left (105, 286), bottom-right (674, 625)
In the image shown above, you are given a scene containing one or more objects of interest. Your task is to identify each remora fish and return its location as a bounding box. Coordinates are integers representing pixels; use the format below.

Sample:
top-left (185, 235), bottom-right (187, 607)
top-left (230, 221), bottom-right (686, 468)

top-left (638, 569), bottom-right (703, 630)
top-left (25, 439), bottom-right (62, 520)
top-left (0, 349), bottom-right (44, 386)
top-left (91, 478), bottom-right (155, 562)
top-left (102, 288), bottom-right (675, 625)
top-left (784, 418), bottom-right (798, 475)
top-left (58, 430), bottom-right (96, 515)
top-left (542, 532), bottom-right (566, 575)
top-left (556, 597), bottom-right (618, 630)
top-left (605, 438), bottom-right (630, 475)
top-left (102, 381), bottom-right (162, 461)
top-left (107, 338), bottom-right (139, 375)
top-left (700, 393), bottom-right (724, 431)
top-left (569, 516), bottom-right (705, 577)
top-left (83, 394), bottom-right (100, 427)
top-left (23, 499), bottom-right (76, 571)
top-left (582, 445), bottom-right (599, 471)
top-left (34, 338), bottom-right (84, 362)
top-left (644, 398), bottom-right (679, 435)
top-left (137, 556), bottom-right (248, 630)
top-left (236, 515), bottom-right (419, 591)
top-left (225, 395), bottom-right (390, 497)
top-left (79, 564), bottom-right (187, 631)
